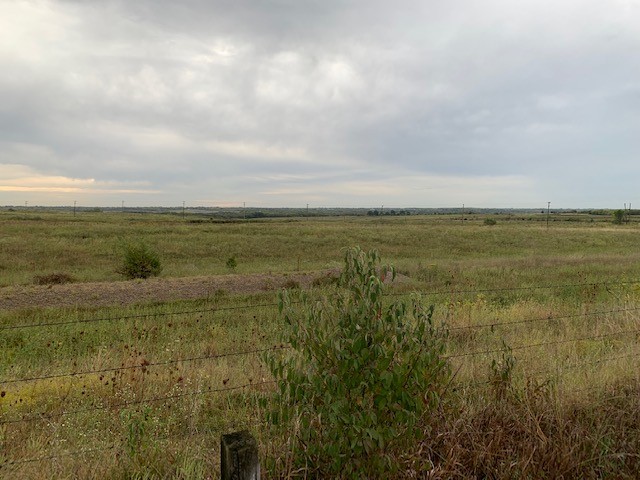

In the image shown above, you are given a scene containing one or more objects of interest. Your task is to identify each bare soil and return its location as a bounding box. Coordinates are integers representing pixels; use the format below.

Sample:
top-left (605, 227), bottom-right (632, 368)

top-left (0, 270), bottom-right (339, 311)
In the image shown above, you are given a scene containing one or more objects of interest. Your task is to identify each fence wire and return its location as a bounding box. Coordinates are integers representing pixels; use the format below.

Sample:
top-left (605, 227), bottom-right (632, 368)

top-left (0, 380), bottom-right (275, 426)
top-left (445, 327), bottom-right (640, 359)
top-left (2, 278), bottom-right (638, 332)
top-left (0, 345), bottom-right (286, 385)
top-left (2, 278), bottom-right (639, 470)
top-left (0, 302), bottom-right (281, 332)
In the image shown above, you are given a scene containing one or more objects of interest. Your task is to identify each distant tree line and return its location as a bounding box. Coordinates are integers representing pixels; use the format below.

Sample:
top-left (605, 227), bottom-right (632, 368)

top-left (366, 209), bottom-right (412, 216)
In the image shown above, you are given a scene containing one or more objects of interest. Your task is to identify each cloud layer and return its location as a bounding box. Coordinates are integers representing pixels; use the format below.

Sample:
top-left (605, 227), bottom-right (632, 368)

top-left (1, 0), bottom-right (639, 207)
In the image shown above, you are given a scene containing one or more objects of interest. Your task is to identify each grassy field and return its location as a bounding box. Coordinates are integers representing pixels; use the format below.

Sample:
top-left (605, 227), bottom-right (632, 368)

top-left (1, 210), bottom-right (640, 478)
top-left (1, 209), bottom-right (639, 287)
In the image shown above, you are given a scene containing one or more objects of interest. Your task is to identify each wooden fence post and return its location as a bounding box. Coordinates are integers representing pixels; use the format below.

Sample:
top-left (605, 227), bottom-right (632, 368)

top-left (220, 430), bottom-right (260, 480)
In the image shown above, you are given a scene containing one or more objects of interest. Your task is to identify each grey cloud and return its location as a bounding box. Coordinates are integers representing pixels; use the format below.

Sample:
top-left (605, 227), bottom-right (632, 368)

top-left (2, 0), bottom-right (639, 206)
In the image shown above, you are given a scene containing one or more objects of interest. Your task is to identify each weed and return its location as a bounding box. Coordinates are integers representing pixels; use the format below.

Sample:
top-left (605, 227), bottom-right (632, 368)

top-left (267, 247), bottom-right (450, 478)
top-left (225, 256), bottom-right (237, 272)
top-left (121, 406), bottom-right (153, 459)
top-left (613, 209), bottom-right (625, 224)
top-left (489, 342), bottom-right (517, 401)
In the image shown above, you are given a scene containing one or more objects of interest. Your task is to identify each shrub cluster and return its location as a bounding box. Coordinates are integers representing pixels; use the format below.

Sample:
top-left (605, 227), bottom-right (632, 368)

top-left (267, 247), bottom-right (450, 477)
top-left (225, 255), bottom-right (237, 271)
top-left (117, 242), bottom-right (162, 280)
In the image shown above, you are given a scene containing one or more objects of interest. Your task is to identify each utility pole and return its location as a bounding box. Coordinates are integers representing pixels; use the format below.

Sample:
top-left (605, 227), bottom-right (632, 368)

top-left (243, 202), bottom-right (246, 220)
top-left (182, 201), bottom-right (185, 219)
top-left (306, 203), bottom-right (309, 216)
top-left (546, 202), bottom-right (551, 229)
top-left (462, 204), bottom-right (464, 225)
top-left (121, 200), bottom-right (124, 213)
top-left (73, 200), bottom-right (76, 216)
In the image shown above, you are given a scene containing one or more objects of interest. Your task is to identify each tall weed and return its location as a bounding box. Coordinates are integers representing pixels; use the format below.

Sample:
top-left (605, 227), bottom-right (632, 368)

top-left (267, 247), bottom-right (450, 478)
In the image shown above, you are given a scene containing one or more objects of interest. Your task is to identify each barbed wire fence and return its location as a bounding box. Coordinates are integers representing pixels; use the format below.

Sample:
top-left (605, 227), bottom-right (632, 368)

top-left (1, 279), bottom-right (639, 473)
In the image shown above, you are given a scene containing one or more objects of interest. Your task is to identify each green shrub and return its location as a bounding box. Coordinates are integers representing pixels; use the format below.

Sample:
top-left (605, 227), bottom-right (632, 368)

top-left (612, 209), bottom-right (625, 225)
top-left (267, 247), bottom-right (450, 478)
top-left (225, 255), bottom-right (237, 271)
top-left (117, 242), bottom-right (162, 279)
top-left (484, 218), bottom-right (497, 226)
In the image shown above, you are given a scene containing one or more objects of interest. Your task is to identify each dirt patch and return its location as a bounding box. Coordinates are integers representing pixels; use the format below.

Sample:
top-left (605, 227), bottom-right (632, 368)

top-left (0, 270), bottom-right (339, 311)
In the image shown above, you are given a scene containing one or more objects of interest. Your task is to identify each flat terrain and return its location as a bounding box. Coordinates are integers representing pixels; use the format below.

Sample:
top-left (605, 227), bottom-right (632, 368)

top-left (2, 210), bottom-right (639, 289)
top-left (2, 210), bottom-right (640, 478)
top-left (0, 270), bottom-right (330, 310)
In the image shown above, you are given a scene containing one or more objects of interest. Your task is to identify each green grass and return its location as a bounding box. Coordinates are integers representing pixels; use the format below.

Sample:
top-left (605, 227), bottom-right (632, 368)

top-left (2, 210), bottom-right (640, 477)
top-left (0, 294), bottom-right (280, 478)
top-left (2, 209), bottom-right (640, 287)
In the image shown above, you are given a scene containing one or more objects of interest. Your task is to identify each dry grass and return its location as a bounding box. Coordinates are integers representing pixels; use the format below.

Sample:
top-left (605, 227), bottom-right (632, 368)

top-left (2, 212), bottom-right (640, 477)
top-left (406, 379), bottom-right (640, 479)
top-left (32, 272), bottom-right (76, 285)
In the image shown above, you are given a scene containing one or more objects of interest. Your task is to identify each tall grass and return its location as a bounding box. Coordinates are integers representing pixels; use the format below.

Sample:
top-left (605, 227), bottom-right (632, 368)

top-left (2, 210), bottom-right (640, 287)
top-left (2, 211), bottom-right (640, 477)
top-left (1, 294), bottom-right (280, 478)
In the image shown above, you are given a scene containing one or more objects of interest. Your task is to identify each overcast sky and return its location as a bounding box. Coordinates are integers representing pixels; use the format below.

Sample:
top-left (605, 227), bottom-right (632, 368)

top-left (1, 0), bottom-right (639, 208)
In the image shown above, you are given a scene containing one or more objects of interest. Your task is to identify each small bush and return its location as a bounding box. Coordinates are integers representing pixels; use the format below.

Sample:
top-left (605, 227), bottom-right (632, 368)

top-left (484, 218), bottom-right (497, 226)
top-left (33, 272), bottom-right (75, 285)
top-left (612, 209), bottom-right (625, 225)
top-left (117, 243), bottom-right (162, 279)
top-left (267, 247), bottom-right (450, 478)
top-left (225, 256), bottom-right (237, 271)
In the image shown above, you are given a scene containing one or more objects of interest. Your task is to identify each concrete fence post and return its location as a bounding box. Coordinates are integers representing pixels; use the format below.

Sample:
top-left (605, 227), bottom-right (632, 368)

top-left (221, 430), bottom-right (260, 480)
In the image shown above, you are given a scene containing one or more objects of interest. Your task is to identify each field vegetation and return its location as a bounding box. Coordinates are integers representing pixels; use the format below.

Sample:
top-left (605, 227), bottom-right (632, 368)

top-left (1, 209), bottom-right (639, 287)
top-left (1, 209), bottom-right (640, 478)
